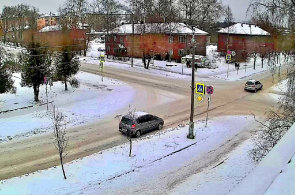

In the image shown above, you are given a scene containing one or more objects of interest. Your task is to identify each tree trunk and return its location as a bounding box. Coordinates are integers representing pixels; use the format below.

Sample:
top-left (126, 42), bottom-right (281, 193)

top-left (64, 77), bottom-right (68, 91)
top-left (60, 153), bottom-right (67, 179)
top-left (147, 59), bottom-right (150, 69)
top-left (262, 57), bottom-right (264, 68)
top-left (254, 56), bottom-right (256, 70)
top-left (33, 85), bottom-right (39, 102)
top-left (129, 139), bottom-right (132, 157)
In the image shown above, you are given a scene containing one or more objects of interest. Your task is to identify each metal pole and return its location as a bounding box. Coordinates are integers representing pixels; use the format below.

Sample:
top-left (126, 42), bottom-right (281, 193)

top-left (188, 26), bottom-right (195, 139)
top-left (131, 13), bottom-right (134, 67)
top-left (205, 96), bottom-right (209, 127)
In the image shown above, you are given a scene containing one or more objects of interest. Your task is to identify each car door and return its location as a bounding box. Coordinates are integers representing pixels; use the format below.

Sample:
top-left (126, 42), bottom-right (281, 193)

top-left (137, 115), bottom-right (148, 133)
top-left (143, 115), bottom-right (153, 131)
top-left (254, 81), bottom-right (259, 90)
top-left (148, 115), bottom-right (158, 130)
top-left (257, 81), bottom-right (262, 89)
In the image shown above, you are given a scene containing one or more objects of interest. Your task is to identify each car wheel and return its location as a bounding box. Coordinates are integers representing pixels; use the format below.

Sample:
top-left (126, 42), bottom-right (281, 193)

top-left (158, 123), bottom-right (163, 130)
top-left (135, 130), bottom-right (141, 138)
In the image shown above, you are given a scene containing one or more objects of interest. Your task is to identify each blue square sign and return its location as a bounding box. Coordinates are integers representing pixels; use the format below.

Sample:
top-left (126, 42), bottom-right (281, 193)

top-left (196, 83), bottom-right (205, 94)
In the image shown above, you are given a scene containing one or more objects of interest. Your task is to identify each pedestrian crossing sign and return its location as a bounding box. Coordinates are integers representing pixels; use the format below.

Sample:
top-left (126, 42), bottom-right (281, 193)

top-left (196, 83), bottom-right (205, 94)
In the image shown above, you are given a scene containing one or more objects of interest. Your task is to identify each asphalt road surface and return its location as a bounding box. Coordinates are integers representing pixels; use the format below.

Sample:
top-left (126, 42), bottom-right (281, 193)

top-left (0, 62), bottom-right (286, 180)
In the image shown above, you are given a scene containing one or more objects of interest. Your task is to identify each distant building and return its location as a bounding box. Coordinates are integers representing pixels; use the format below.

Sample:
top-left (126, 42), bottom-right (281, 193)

top-left (217, 23), bottom-right (274, 58)
top-left (37, 13), bottom-right (59, 31)
top-left (36, 24), bottom-right (87, 51)
top-left (105, 23), bottom-right (209, 61)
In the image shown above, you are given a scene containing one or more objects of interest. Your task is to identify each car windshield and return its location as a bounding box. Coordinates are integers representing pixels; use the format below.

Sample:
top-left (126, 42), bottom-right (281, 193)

top-left (121, 117), bottom-right (133, 125)
top-left (246, 81), bottom-right (254, 85)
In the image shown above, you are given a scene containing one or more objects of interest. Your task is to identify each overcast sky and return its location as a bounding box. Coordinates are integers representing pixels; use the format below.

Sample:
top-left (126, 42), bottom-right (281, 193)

top-left (0, 0), bottom-right (251, 22)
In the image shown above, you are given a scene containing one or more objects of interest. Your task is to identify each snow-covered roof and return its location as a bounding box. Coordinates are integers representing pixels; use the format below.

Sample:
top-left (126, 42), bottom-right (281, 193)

top-left (112, 23), bottom-right (208, 35)
top-left (39, 24), bottom-right (87, 32)
top-left (218, 23), bottom-right (270, 36)
top-left (39, 25), bottom-right (61, 32)
top-left (40, 13), bottom-right (59, 18)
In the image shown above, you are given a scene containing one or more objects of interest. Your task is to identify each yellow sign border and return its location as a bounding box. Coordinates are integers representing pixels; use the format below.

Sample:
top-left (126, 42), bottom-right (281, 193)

top-left (196, 83), bottom-right (205, 94)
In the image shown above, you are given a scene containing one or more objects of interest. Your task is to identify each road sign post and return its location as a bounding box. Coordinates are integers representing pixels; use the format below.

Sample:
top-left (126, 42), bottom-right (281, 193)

top-left (244, 64), bottom-right (248, 72)
top-left (205, 95), bottom-right (211, 127)
top-left (226, 54), bottom-right (231, 78)
top-left (205, 86), bottom-right (213, 127)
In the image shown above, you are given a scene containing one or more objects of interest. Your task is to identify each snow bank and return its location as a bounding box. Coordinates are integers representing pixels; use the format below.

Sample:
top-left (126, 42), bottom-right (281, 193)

top-left (0, 116), bottom-right (256, 195)
top-left (0, 72), bottom-right (134, 143)
top-left (229, 123), bottom-right (295, 195)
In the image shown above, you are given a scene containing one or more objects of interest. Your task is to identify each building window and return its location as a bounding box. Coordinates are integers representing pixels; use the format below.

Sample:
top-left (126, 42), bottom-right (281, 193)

top-left (178, 49), bottom-right (184, 56)
top-left (179, 36), bottom-right (184, 43)
top-left (120, 37), bottom-right (124, 44)
top-left (169, 36), bottom-right (174, 43)
top-left (106, 36), bottom-right (110, 42)
top-left (114, 36), bottom-right (117, 42)
top-left (107, 46), bottom-right (110, 52)
top-left (169, 48), bottom-right (173, 56)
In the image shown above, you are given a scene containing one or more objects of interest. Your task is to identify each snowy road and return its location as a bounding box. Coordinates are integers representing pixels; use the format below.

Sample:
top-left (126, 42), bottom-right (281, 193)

top-left (0, 59), bottom-right (286, 183)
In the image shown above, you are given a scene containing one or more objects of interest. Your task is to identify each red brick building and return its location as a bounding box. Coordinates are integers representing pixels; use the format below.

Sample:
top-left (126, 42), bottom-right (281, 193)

top-left (105, 23), bottom-right (209, 61)
top-left (218, 23), bottom-right (274, 58)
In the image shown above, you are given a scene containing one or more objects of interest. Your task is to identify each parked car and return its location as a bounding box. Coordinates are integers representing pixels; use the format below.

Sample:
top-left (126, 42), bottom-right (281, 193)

top-left (244, 80), bottom-right (263, 92)
top-left (181, 55), bottom-right (211, 68)
top-left (119, 112), bottom-right (164, 137)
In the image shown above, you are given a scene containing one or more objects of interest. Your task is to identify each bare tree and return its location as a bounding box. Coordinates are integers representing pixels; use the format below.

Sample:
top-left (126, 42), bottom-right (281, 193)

top-left (248, 0), bottom-right (295, 29)
top-left (52, 105), bottom-right (69, 179)
top-left (178, 0), bottom-right (224, 32)
top-left (59, 0), bottom-right (90, 28)
top-left (251, 68), bottom-right (295, 163)
top-left (126, 105), bottom-right (136, 157)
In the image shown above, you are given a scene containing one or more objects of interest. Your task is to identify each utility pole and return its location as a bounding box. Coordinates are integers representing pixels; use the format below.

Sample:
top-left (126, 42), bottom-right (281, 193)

top-left (188, 25), bottom-right (195, 139)
top-left (131, 13), bottom-right (134, 67)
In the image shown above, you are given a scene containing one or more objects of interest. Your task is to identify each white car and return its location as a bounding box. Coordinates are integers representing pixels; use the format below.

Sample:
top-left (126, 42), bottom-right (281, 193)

top-left (244, 80), bottom-right (263, 92)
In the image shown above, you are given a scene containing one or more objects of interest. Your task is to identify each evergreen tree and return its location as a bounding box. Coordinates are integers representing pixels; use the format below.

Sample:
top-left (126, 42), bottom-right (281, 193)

top-left (0, 46), bottom-right (15, 94)
top-left (20, 42), bottom-right (50, 102)
top-left (55, 46), bottom-right (80, 91)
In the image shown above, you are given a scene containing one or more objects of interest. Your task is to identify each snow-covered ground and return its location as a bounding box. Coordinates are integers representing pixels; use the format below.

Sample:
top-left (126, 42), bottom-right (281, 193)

top-left (0, 115), bottom-right (258, 195)
top-left (268, 78), bottom-right (289, 101)
top-left (2, 40), bottom-right (292, 82)
top-left (1, 40), bottom-right (293, 194)
top-left (229, 123), bottom-right (295, 195)
top-left (82, 40), bottom-right (291, 81)
top-left (0, 71), bottom-right (134, 143)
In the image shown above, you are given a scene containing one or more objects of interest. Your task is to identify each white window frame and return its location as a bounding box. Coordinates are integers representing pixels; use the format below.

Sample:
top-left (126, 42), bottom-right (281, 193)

top-left (107, 46), bottom-right (110, 52)
top-left (179, 36), bottom-right (184, 43)
top-left (114, 36), bottom-right (117, 42)
top-left (169, 48), bottom-right (173, 56)
top-left (120, 37), bottom-right (124, 44)
top-left (168, 35), bottom-right (174, 43)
